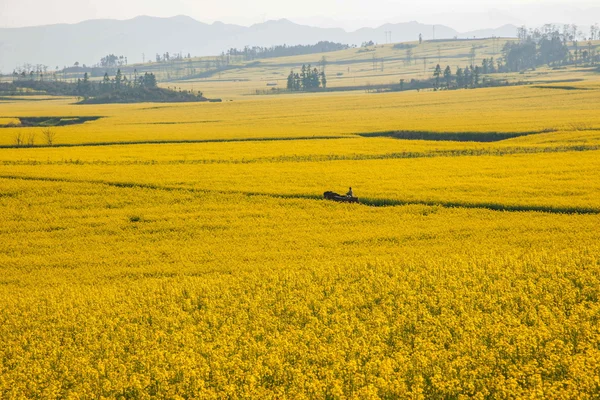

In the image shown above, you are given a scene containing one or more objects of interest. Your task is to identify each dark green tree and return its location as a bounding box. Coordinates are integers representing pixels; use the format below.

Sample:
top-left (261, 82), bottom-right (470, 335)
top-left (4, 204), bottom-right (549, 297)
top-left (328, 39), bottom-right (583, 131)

top-left (464, 66), bottom-right (472, 88)
top-left (443, 66), bottom-right (452, 89)
top-left (115, 69), bottom-right (123, 90)
top-left (433, 64), bottom-right (442, 90)
top-left (287, 70), bottom-right (295, 90)
top-left (456, 67), bottom-right (464, 88)
top-left (473, 66), bottom-right (481, 87)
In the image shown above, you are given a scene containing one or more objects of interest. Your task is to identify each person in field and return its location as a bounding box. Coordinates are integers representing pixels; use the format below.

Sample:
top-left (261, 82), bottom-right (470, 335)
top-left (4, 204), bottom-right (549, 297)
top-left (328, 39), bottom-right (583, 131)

top-left (346, 187), bottom-right (353, 197)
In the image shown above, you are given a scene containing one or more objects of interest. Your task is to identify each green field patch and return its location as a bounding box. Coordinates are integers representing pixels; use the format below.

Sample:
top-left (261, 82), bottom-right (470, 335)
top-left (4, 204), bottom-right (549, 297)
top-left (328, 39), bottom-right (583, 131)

top-left (532, 85), bottom-right (592, 91)
top-left (0, 116), bottom-right (103, 128)
top-left (358, 130), bottom-right (555, 142)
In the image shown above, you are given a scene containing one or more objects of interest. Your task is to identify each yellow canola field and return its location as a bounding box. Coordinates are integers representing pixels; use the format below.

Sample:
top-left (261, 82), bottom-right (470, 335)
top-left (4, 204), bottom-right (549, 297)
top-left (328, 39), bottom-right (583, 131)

top-left (2, 150), bottom-right (599, 212)
top-left (2, 81), bottom-right (600, 398)
top-left (1, 178), bottom-right (599, 399)
top-left (2, 127), bottom-right (600, 166)
top-left (2, 84), bottom-right (600, 145)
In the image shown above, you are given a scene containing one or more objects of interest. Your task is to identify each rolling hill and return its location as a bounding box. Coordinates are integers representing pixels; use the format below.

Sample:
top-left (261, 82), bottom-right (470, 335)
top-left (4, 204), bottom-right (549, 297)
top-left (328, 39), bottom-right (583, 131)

top-left (0, 16), bottom-right (517, 72)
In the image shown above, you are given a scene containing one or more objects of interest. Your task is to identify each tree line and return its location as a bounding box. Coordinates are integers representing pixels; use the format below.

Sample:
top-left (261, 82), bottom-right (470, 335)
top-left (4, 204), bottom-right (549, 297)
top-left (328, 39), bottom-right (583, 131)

top-left (227, 41), bottom-right (349, 61)
top-left (432, 64), bottom-right (485, 90)
top-left (3, 69), bottom-right (213, 104)
top-left (76, 69), bottom-right (159, 97)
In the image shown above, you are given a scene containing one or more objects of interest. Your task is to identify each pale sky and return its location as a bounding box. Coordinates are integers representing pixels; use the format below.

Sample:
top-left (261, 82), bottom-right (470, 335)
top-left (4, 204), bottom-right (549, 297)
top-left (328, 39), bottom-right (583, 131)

top-left (1, 0), bottom-right (598, 31)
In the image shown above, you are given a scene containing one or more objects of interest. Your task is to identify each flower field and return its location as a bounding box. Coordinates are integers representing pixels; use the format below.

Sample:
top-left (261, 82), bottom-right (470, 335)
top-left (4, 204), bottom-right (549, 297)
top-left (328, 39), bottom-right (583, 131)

top-left (1, 76), bottom-right (600, 398)
top-left (2, 83), bottom-right (600, 146)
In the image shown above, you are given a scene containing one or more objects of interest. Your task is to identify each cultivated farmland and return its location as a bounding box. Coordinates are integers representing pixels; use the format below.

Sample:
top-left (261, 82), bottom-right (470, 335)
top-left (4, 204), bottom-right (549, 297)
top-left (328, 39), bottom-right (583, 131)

top-left (1, 55), bottom-right (600, 398)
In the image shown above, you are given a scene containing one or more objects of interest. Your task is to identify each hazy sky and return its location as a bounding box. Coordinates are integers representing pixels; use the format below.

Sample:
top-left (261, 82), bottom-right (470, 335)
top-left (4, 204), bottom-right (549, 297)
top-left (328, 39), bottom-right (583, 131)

top-left (1, 0), bottom-right (598, 31)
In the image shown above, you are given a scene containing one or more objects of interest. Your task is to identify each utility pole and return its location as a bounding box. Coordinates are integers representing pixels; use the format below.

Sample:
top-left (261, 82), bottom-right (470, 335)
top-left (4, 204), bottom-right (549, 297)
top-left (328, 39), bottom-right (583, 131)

top-left (142, 53), bottom-right (145, 64)
top-left (433, 25), bottom-right (435, 40)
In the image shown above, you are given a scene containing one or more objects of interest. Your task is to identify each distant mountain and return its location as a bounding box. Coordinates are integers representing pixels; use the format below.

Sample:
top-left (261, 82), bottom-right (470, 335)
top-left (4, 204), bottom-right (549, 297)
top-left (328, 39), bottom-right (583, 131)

top-left (0, 16), bottom-right (518, 72)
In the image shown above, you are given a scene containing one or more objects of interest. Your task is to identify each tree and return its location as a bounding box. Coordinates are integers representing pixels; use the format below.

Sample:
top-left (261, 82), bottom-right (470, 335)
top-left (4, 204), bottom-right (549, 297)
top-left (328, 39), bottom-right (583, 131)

top-left (399, 78), bottom-right (405, 91)
top-left (539, 34), bottom-right (568, 66)
top-left (319, 56), bottom-right (327, 73)
top-left (320, 72), bottom-right (327, 89)
top-left (419, 33), bottom-right (422, 44)
top-left (141, 73), bottom-right (157, 89)
top-left (464, 66), bottom-right (472, 88)
top-left (481, 58), bottom-right (489, 74)
top-left (100, 54), bottom-right (122, 68)
top-left (456, 67), bottom-right (464, 88)
top-left (287, 70), bottom-right (295, 90)
top-left (313, 68), bottom-right (321, 88)
top-left (591, 24), bottom-right (599, 41)
top-left (517, 26), bottom-right (528, 42)
top-left (42, 128), bottom-right (56, 146)
top-left (503, 40), bottom-right (537, 71)
top-left (80, 72), bottom-right (91, 97)
top-left (489, 57), bottom-right (496, 73)
top-left (473, 66), bottom-right (481, 87)
top-left (301, 64), bottom-right (308, 89)
top-left (443, 66), bottom-right (452, 89)
top-left (433, 64), bottom-right (442, 90)
top-left (115, 69), bottom-right (123, 90)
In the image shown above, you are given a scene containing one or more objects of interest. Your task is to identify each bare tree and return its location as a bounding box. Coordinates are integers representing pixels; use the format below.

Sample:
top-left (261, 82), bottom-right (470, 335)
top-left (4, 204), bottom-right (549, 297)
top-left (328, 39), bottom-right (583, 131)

top-left (13, 132), bottom-right (23, 147)
top-left (41, 128), bottom-right (56, 146)
top-left (26, 132), bottom-right (36, 147)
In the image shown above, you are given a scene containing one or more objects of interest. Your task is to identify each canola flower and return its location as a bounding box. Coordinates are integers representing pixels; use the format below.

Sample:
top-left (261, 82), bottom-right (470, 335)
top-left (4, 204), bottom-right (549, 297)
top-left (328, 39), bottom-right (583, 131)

top-left (1, 83), bottom-right (600, 398)
top-left (1, 178), bottom-right (599, 398)
top-left (2, 84), bottom-right (600, 146)
top-left (2, 149), bottom-right (599, 213)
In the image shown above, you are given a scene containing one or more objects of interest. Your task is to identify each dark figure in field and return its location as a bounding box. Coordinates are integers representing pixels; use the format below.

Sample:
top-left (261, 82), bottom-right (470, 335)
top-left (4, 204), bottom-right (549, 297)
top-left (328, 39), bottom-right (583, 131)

top-left (323, 191), bottom-right (341, 200)
top-left (346, 187), bottom-right (353, 197)
top-left (323, 190), bottom-right (358, 203)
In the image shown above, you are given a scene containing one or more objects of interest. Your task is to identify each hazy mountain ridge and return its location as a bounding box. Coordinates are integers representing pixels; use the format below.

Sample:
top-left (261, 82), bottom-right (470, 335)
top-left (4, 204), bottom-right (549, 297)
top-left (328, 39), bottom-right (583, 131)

top-left (0, 15), bottom-right (518, 72)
